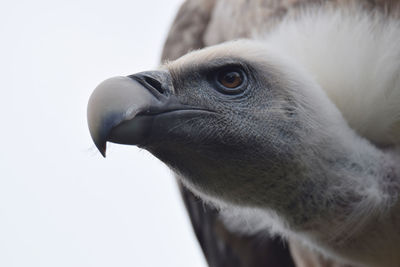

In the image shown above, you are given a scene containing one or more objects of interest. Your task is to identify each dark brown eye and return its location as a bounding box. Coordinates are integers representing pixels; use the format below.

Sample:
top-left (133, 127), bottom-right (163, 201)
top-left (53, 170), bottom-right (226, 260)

top-left (218, 70), bottom-right (243, 88)
top-left (215, 67), bottom-right (246, 95)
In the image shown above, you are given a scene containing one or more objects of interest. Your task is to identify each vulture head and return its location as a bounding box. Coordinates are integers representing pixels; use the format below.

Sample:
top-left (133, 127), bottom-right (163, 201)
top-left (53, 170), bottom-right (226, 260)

top-left (87, 21), bottom-right (400, 266)
top-left (88, 40), bottom-right (348, 217)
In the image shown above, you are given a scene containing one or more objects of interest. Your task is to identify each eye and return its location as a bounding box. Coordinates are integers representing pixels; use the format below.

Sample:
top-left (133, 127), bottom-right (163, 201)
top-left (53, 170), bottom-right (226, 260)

top-left (215, 67), bottom-right (246, 95)
top-left (218, 70), bottom-right (242, 88)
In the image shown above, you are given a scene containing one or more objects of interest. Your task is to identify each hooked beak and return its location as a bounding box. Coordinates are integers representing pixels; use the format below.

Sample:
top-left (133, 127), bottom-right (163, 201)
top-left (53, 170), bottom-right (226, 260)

top-left (87, 71), bottom-right (205, 157)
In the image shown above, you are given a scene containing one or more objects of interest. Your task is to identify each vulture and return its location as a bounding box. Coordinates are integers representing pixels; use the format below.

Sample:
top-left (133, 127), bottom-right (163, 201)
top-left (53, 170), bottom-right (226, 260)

top-left (87, 0), bottom-right (400, 266)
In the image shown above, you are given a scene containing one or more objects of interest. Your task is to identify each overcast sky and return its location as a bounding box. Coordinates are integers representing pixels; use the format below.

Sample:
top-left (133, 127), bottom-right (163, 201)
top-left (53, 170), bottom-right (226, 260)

top-left (0, 0), bottom-right (208, 266)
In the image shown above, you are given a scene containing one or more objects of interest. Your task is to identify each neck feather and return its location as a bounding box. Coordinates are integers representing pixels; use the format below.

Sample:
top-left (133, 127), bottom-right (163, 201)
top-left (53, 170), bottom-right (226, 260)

top-left (263, 5), bottom-right (400, 146)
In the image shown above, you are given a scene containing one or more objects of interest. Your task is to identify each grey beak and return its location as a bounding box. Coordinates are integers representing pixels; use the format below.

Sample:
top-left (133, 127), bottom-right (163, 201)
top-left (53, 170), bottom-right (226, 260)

top-left (87, 71), bottom-right (178, 157)
top-left (87, 76), bottom-right (152, 156)
top-left (87, 70), bottom-right (213, 157)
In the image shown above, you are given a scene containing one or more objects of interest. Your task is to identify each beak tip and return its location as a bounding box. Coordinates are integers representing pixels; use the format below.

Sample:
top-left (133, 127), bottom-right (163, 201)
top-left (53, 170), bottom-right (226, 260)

top-left (94, 139), bottom-right (107, 158)
top-left (100, 147), bottom-right (107, 158)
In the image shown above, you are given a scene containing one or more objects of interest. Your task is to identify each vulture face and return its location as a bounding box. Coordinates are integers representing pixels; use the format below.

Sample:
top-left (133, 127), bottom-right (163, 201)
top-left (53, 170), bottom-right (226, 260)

top-left (88, 40), bottom-right (344, 210)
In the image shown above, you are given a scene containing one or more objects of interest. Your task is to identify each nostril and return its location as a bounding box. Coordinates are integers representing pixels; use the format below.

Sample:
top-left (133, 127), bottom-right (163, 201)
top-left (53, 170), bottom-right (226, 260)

top-left (128, 71), bottom-right (172, 97)
top-left (143, 76), bottom-right (165, 94)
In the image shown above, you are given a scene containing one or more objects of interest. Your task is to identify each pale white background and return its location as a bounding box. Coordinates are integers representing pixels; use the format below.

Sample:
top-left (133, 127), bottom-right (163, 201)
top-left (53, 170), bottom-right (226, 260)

top-left (0, 0), bottom-right (208, 266)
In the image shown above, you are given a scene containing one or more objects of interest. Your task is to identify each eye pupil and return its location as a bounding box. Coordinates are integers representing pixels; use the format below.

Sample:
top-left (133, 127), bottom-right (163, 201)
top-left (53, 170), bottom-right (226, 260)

top-left (218, 70), bottom-right (242, 88)
top-left (225, 72), bottom-right (238, 83)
